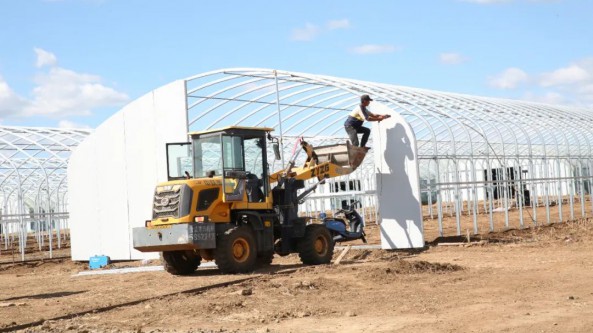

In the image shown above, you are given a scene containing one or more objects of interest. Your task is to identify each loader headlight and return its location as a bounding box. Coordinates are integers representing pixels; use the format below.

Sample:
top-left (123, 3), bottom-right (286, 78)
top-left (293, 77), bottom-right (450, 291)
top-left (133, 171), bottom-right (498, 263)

top-left (194, 216), bottom-right (208, 223)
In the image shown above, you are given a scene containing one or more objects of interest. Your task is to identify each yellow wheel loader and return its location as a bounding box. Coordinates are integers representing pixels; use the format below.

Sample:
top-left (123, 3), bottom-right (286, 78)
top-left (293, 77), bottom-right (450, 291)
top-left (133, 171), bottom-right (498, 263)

top-left (132, 126), bottom-right (367, 274)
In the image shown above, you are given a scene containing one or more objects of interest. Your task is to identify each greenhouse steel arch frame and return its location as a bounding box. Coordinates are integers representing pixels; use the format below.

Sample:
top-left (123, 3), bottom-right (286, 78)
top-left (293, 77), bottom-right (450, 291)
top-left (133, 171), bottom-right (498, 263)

top-left (182, 68), bottom-right (593, 239)
top-left (0, 126), bottom-right (91, 260)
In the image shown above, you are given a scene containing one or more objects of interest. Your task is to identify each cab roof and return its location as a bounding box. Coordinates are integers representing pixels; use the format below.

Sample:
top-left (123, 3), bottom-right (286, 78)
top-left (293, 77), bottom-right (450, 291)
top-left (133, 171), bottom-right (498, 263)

top-left (188, 126), bottom-right (275, 137)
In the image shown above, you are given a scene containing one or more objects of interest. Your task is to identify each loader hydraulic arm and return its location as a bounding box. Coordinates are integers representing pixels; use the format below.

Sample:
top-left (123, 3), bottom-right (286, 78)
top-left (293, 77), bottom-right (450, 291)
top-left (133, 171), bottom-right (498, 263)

top-left (269, 139), bottom-right (367, 184)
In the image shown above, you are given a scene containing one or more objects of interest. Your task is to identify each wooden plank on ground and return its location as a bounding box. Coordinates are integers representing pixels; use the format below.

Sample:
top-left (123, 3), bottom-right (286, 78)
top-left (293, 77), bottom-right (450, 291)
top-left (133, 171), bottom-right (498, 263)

top-left (333, 245), bottom-right (351, 265)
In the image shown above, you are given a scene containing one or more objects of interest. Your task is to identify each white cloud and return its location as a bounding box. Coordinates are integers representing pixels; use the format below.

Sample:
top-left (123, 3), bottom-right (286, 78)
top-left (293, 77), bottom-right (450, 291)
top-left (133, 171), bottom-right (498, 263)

top-left (34, 48), bottom-right (58, 68)
top-left (577, 83), bottom-right (593, 97)
top-left (0, 49), bottom-right (129, 119)
top-left (291, 19), bottom-right (350, 41)
top-left (577, 84), bottom-right (593, 106)
top-left (539, 64), bottom-right (591, 87)
top-left (534, 58), bottom-right (593, 106)
top-left (350, 44), bottom-right (397, 55)
top-left (327, 19), bottom-right (350, 30)
top-left (487, 58), bottom-right (593, 107)
top-left (24, 67), bottom-right (129, 117)
top-left (0, 76), bottom-right (29, 117)
top-left (439, 52), bottom-right (469, 65)
top-left (488, 67), bottom-right (529, 89)
top-left (291, 23), bottom-right (320, 41)
top-left (58, 119), bottom-right (92, 129)
top-left (521, 91), bottom-right (566, 105)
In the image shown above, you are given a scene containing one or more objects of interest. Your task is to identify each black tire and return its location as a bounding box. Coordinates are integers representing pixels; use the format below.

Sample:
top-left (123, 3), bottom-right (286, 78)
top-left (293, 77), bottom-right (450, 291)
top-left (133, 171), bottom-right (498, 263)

top-left (257, 250), bottom-right (274, 267)
top-left (297, 224), bottom-right (334, 265)
top-left (214, 226), bottom-right (257, 274)
top-left (161, 250), bottom-right (201, 275)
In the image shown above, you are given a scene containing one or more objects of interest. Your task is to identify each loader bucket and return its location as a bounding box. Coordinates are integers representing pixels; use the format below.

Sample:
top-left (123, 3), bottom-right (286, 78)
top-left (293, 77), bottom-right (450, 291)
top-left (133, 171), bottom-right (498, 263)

top-left (314, 141), bottom-right (368, 171)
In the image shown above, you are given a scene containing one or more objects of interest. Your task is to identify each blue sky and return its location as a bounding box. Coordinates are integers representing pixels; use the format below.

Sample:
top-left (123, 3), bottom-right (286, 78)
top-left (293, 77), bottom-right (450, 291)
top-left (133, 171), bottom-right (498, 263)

top-left (0, 0), bottom-right (591, 129)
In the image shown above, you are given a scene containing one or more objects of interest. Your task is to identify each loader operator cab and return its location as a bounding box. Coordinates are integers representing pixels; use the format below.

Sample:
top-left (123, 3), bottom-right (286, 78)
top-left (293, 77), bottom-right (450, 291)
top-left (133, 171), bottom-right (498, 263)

top-left (166, 127), bottom-right (274, 203)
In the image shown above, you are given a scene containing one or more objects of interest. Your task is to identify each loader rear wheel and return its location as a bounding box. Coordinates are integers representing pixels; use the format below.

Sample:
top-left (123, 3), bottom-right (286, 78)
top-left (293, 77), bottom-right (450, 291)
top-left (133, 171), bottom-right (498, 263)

top-left (215, 226), bottom-right (257, 273)
top-left (161, 250), bottom-right (201, 275)
top-left (298, 224), bottom-right (334, 265)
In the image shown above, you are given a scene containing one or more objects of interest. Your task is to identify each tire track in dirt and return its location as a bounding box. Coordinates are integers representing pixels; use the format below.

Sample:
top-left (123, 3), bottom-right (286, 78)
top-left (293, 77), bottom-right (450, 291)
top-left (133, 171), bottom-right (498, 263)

top-left (1, 268), bottom-right (299, 332)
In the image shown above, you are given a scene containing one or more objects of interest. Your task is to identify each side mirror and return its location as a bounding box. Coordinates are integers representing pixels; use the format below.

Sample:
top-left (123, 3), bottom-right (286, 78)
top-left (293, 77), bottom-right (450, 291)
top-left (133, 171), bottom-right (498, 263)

top-left (273, 143), bottom-right (281, 160)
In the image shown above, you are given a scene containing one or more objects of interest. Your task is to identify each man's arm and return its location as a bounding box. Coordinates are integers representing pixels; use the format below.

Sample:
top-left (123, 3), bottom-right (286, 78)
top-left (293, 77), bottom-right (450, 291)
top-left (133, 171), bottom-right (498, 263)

top-left (366, 113), bottom-right (391, 122)
top-left (359, 107), bottom-right (391, 122)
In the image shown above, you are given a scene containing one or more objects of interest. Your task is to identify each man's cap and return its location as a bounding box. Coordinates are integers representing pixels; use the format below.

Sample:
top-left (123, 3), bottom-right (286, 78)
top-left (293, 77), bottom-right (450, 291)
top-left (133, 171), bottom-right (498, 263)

top-left (361, 94), bottom-right (373, 102)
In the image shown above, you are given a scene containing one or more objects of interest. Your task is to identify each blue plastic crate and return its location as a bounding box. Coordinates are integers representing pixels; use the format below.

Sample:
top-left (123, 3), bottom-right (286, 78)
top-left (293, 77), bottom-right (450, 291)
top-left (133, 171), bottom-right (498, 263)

top-left (89, 255), bottom-right (110, 269)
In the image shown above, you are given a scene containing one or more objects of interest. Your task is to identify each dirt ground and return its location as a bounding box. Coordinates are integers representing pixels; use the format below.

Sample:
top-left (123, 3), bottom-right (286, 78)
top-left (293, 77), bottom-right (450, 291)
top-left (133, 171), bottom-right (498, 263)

top-left (2, 220), bottom-right (593, 333)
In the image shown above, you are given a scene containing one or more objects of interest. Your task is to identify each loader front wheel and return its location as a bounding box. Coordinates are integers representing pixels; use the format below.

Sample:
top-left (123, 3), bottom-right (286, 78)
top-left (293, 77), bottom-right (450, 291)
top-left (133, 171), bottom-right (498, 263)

top-left (298, 224), bottom-right (334, 265)
top-left (256, 250), bottom-right (274, 267)
top-left (161, 250), bottom-right (201, 275)
top-left (215, 226), bottom-right (257, 273)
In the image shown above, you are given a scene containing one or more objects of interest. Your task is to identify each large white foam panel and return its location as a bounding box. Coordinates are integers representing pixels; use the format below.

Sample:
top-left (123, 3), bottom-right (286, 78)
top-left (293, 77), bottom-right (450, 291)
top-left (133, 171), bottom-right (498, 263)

top-left (371, 102), bottom-right (424, 249)
top-left (69, 80), bottom-right (188, 260)
top-left (68, 134), bottom-right (101, 260)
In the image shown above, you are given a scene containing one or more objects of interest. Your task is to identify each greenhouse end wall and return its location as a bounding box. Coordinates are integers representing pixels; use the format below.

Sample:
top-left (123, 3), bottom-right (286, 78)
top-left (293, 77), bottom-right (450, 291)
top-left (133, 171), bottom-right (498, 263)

top-left (68, 80), bottom-right (188, 261)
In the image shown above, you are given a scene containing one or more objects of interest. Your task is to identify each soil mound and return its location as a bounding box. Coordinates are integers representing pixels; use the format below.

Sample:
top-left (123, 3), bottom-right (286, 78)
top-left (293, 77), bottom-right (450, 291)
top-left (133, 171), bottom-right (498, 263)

top-left (389, 260), bottom-right (463, 274)
top-left (356, 259), bottom-right (463, 281)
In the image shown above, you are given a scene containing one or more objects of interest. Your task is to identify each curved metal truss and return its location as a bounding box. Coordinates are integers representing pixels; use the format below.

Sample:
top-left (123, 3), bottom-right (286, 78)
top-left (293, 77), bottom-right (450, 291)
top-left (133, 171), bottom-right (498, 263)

top-left (0, 126), bottom-right (91, 260)
top-left (184, 68), bottom-right (593, 237)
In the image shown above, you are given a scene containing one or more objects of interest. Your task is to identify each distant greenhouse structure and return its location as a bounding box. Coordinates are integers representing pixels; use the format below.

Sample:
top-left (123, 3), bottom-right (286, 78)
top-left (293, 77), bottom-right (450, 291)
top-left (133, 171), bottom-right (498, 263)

top-left (184, 69), bottom-right (593, 234)
top-left (69, 68), bottom-right (593, 260)
top-left (0, 126), bottom-right (91, 260)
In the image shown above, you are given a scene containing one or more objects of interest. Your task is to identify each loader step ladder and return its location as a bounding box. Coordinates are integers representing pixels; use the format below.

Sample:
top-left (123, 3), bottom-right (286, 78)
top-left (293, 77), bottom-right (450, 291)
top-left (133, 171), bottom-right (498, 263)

top-left (313, 141), bottom-right (368, 171)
